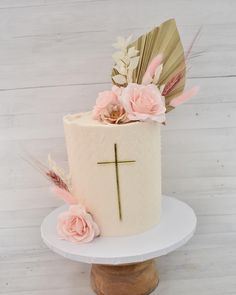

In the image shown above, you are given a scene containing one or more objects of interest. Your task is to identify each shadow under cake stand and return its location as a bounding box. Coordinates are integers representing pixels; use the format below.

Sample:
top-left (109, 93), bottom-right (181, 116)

top-left (41, 196), bottom-right (197, 295)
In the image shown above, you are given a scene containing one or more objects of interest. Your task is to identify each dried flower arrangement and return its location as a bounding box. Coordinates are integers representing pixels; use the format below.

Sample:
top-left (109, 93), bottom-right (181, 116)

top-left (25, 154), bottom-right (100, 243)
top-left (27, 18), bottom-right (200, 244)
top-left (93, 19), bottom-right (199, 125)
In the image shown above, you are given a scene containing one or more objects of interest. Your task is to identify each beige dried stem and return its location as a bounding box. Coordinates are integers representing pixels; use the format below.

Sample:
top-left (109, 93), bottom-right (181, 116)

top-left (21, 152), bottom-right (70, 192)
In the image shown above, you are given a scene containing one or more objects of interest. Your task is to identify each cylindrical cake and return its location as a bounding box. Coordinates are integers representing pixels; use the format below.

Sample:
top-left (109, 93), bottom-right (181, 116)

top-left (64, 112), bottom-right (161, 236)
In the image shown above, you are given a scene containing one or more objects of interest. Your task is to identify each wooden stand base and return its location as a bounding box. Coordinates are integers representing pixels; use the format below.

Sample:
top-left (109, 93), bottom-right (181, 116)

top-left (91, 259), bottom-right (159, 295)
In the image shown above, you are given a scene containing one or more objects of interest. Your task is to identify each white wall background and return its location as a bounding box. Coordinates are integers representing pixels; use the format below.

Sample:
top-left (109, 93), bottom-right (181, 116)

top-left (0, 0), bottom-right (236, 294)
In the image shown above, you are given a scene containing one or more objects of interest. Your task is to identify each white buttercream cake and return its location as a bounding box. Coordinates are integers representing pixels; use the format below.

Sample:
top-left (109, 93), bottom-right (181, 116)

top-left (64, 112), bottom-right (162, 237)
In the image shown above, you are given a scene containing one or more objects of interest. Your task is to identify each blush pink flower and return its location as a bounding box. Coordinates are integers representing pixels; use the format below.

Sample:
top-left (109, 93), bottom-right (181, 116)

top-left (112, 85), bottom-right (123, 96)
top-left (120, 83), bottom-right (166, 123)
top-left (93, 90), bottom-right (128, 124)
top-left (57, 204), bottom-right (100, 243)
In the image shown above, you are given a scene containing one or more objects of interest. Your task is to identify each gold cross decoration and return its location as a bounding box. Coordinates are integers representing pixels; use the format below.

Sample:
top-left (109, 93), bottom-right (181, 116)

top-left (97, 143), bottom-right (136, 221)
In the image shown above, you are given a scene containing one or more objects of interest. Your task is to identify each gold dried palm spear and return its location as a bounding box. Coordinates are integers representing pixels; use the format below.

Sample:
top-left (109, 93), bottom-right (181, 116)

top-left (111, 19), bottom-right (186, 113)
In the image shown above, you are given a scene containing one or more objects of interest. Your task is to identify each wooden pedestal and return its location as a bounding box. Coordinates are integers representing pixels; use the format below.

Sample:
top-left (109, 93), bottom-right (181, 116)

top-left (90, 259), bottom-right (159, 295)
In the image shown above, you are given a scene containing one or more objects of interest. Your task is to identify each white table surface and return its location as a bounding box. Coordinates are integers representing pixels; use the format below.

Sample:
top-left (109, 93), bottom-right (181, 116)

top-left (41, 196), bottom-right (197, 265)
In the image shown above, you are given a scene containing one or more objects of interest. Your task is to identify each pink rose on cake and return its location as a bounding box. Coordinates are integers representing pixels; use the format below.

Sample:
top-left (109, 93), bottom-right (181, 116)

top-left (57, 204), bottom-right (100, 243)
top-left (112, 85), bottom-right (123, 96)
top-left (93, 89), bottom-right (128, 124)
top-left (119, 83), bottom-right (166, 123)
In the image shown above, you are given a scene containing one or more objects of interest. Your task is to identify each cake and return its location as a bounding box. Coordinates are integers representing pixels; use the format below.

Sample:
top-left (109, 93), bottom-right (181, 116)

top-left (44, 19), bottom-right (199, 243)
top-left (64, 112), bottom-right (161, 236)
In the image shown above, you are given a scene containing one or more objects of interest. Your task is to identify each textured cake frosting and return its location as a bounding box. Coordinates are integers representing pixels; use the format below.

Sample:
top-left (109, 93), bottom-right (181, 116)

top-left (63, 112), bottom-right (161, 237)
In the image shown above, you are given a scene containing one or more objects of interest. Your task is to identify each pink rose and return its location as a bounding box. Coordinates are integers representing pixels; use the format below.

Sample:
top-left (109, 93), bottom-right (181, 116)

top-left (112, 85), bottom-right (123, 96)
top-left (93, 90), bottom-right (128, 124)
top-left (120, 83), bottom-right (166, 122)
top-left (57, 204), bottom-right (100, 243)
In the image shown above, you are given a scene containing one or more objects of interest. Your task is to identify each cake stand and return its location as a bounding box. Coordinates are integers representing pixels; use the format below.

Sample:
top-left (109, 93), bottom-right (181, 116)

top-left (41, 196), bottom-right (197, 295)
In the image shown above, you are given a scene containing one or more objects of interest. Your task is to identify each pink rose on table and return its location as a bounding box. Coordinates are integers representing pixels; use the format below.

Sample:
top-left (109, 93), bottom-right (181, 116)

top-left (120, 83), bottom-right (166, 122)
top-left (57, 204), bottom-right (100, 243)
top-left (93, 90), bottom-right (128, 124)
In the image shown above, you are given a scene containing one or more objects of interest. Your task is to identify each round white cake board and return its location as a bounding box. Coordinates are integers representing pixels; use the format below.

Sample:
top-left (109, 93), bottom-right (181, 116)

top-left (41, 196), bottom-right (197, 265)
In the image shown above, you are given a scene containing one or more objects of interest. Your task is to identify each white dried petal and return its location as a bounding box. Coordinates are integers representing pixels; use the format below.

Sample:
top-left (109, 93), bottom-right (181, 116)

top-left (112, 51), bottom-right (125, 63)
top-left (112, 74), bottom-right (127, 85)
top-left (112, 36), bottom-right (125, 49)
top-left (116, 65), bottom-right (127, 75)
top-left (128, 56), bottom-right (140, 70)
top-left (114, 65), bottom-right (127, 75)
top-left (121, 55), bottom-right (130, 65)
top-left (113, 35), bottom-right (132, 50)
top-left (127, 69), bottom-right (133, 83)
top-left (128, 47), bottom-right (139, 57)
